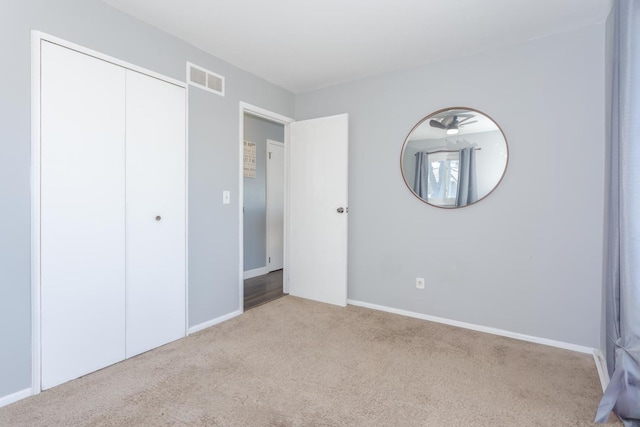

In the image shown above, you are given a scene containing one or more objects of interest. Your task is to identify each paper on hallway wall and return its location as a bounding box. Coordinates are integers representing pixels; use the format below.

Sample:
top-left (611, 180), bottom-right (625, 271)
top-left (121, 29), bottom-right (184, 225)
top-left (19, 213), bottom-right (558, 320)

top-left (244, 140), bottom-right (256, 178)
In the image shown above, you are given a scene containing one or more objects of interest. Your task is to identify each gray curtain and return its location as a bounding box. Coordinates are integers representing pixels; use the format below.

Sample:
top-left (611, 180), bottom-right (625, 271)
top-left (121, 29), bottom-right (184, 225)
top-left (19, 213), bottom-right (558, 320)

top-left (455, 147), bottom-right (477, 207)
top-left (414, 152), bottom-right (445, 200)
top-left (595, 0), bottom-right (640, 424)
top-left (413, 152), bottom-right (429, 199)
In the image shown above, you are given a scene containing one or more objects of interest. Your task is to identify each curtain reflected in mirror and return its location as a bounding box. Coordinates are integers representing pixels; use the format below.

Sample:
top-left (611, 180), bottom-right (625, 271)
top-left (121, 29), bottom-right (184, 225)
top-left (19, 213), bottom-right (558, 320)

top-left (401, 108), bottom-right (507, 208)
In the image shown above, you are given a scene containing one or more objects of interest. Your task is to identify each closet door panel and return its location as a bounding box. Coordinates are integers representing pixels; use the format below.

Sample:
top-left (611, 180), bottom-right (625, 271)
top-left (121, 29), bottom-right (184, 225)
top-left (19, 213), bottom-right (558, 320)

top-left (125, 71), bottom-right (186, 358)
top-left (40, 42), bottom-right (126, 389)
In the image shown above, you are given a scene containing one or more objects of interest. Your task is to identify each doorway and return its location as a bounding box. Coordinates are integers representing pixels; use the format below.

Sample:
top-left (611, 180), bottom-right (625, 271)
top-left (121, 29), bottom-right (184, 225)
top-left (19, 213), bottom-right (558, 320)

top-left (242, 111), bottom-right (287, 310)
top-left (238, 103), bottom-right (349, 312)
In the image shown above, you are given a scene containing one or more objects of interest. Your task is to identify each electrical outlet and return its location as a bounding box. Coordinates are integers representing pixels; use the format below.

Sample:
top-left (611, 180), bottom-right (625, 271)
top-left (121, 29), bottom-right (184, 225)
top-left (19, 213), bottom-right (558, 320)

top-left (416, 277), bottom-right (425, 289)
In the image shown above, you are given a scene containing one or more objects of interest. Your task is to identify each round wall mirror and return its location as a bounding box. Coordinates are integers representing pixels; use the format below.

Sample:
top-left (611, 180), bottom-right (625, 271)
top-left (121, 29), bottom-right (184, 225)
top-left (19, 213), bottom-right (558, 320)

top-left (400, 107), bottom-right (508, 208)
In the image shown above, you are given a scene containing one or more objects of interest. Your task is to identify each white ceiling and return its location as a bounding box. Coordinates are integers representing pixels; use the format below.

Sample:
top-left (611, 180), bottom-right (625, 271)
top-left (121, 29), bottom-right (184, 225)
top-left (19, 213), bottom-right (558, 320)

top-left (101, 0), bottom-right (612, 94)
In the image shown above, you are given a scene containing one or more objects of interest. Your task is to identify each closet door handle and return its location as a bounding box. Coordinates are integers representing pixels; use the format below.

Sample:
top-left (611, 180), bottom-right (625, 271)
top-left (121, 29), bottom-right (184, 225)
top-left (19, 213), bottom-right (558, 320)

top-left (155, 215), bottom-right (162, 221)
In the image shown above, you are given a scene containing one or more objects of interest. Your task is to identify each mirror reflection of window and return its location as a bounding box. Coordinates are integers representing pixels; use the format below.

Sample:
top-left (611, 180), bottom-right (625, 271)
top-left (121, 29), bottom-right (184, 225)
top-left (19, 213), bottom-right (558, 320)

top-left (425, 152), bottom-right (459, 207)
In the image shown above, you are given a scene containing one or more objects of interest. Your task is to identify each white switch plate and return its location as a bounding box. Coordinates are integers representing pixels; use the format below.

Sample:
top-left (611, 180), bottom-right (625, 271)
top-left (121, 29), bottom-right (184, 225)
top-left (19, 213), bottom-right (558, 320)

top-left (416, 277), bottom-right (425, 289)
top-left (223, 190), bottom-right (230, 204)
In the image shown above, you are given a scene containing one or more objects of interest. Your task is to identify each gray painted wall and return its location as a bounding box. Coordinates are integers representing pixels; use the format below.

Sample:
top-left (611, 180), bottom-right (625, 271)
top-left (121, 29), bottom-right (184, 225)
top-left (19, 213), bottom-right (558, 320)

top-left (0, 0), bottom-right (293, 398)
top-left (243, 115), bottom-right (285, 271)
top-left (296, 24), bottom-right (607, 349)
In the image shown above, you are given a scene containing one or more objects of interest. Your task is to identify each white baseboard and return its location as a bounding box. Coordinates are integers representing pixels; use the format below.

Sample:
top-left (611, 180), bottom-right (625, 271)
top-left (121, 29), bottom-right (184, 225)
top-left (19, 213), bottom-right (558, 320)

top-left (593, 349), bottom-right (609, 392)
top-left (0, 388), bottom-right (32, 408)
top-left (347, 299), bottom-right (596, 354)
top-left (244, 267), bottom-right (268, 280)
top-left (188, 309), bottom-right (242, 335)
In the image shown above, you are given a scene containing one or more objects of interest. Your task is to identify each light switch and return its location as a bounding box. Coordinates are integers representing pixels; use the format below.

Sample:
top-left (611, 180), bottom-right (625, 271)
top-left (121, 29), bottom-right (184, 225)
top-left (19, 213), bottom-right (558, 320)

top-left (223, 190), bottom-right (230, 205)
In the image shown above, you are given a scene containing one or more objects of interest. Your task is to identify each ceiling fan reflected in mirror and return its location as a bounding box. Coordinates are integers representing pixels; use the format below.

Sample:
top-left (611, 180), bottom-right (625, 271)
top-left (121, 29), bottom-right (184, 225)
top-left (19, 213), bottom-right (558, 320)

top-left (429, 113), bottom-right (478, 135)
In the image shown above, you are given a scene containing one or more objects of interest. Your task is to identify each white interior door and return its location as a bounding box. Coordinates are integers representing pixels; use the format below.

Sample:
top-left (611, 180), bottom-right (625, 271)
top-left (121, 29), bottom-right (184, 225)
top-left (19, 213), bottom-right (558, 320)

top-left (125, 70), bottom-right (186, 358)
top-left (288, 114), bottom-right (349, 306)
top-left (266, 140), bottom-right (285, 272)
top-left (40, 42), bottom-right (126, 389)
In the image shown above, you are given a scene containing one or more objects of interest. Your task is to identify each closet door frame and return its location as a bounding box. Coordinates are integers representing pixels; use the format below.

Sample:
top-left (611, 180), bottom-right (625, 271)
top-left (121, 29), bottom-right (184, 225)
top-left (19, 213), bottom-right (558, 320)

top-left (30, 31), bottom-right (189, 395)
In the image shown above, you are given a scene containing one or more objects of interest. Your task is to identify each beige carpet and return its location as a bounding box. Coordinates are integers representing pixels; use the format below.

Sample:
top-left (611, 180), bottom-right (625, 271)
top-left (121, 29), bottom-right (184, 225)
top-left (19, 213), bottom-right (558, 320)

top-left (0, 296), bottom-right (617, 426)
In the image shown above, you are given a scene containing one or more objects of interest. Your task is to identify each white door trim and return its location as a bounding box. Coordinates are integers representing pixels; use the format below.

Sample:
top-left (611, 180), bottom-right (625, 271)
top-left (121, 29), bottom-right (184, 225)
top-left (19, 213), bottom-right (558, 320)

top-left (238, 103), bottom-right (294, 307)
top-left (266, 139), bottom-right (285, 272)
top-left (31, 31), bottom-right (188, 395)
top-left (30, 29), bottom-right (42, 399)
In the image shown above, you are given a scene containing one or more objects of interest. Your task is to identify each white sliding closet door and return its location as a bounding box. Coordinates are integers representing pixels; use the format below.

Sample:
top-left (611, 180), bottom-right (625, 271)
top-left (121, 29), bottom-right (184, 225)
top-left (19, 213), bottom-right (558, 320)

top-left (125, 71), bottom-right (186, 358)
top-left (40, 42), bottom-right (126, 389)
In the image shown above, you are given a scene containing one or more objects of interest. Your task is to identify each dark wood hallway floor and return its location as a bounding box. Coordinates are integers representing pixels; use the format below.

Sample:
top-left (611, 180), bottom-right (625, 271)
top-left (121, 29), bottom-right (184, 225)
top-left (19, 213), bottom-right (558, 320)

top-left (244, 269), bottom-right (285, 310)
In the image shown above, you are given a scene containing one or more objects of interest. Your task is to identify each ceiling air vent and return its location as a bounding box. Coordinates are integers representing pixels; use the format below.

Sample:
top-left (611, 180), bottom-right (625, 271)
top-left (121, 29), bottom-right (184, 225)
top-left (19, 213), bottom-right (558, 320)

top-left (187, 62), bottom-right (225, 97)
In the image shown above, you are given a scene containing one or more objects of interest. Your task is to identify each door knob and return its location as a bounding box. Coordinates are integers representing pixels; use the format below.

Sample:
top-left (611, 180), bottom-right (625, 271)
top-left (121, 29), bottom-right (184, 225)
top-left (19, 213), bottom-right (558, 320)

top-left (155, 215), bottom-right (162, 221)
top-left (337, 207), bottom-right (345, 213)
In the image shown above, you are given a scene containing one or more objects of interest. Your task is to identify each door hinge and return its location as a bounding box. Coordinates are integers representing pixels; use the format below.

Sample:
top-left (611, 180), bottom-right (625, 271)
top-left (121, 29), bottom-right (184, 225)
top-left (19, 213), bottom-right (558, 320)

top-left (268, 257), bottom-right (271, 263)
top-left (268, 152), bottom-right (272, 159)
